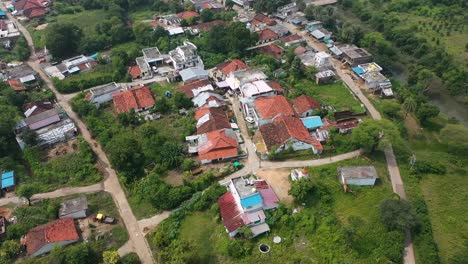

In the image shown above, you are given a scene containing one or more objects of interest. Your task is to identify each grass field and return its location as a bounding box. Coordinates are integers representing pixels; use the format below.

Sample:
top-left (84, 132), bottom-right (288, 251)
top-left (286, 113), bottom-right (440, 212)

top-left (421, 174), bottom-right (468, 263)
top-left (294, 80), bottom-right (365, 113)
top-left (29, 10), bottom-right (109, 49)
top-left (173, 156), bottom-right (402, 263)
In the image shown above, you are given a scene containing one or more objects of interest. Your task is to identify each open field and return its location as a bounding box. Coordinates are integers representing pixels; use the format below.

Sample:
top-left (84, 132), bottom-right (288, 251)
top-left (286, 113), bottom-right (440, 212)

top-left (157, 156), bottom-right (402, 263)
top-left (294, 80), bottom-right (365, 113)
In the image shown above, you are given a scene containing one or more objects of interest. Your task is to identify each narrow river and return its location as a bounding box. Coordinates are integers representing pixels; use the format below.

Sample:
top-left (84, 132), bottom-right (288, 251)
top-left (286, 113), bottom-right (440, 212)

top-left (428, 90), bottom-right (468, 127)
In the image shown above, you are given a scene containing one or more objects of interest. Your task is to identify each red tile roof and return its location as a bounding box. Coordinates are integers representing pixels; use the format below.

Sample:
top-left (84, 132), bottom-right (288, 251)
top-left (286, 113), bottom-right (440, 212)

top-left (254, 95), bottom-right (295, 119)
top-left (195, 107), bottom-right (231, 134)
top-left (257, 29), bottom-right (279, 42)
top-left (128, 65), bottom-right (141, 79)
top-left (112, 86), bottom-right (155, 113)
top-left (192, 20), bottom-right (227, 32)
top-left (24, 8), bottom-right (46, 19)
top-left (292, 95), bottom-right (321, 115)
top-left (8, 79), bottom-right (27, 91)
top-left (177, 11), bottom-right (199, 20)
top-left (175, 79), bottom-right (211, 98)
top-left (216, 59), bottom-right (249, 76)
top-left (24, 218), bottom-right (79, 256)
top-left (266, 81), bottom-right (285, 92)
top-left (218, 192), bottom-right (244, 232)
top-left (198, 129), bottom-right (238, 161)
top-left (253, 14), bottom-right (276, 26)
top-left (257, 43), bottom-right (284, 59)
top-left (281, 34), bottom-right (303, 44)
top-left (260, 116), bottom-right (323, 150)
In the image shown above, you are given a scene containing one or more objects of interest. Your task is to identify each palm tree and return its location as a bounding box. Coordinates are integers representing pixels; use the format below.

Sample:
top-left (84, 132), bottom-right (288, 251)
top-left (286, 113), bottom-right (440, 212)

top-left (402, 98), bottom-right (417, 119)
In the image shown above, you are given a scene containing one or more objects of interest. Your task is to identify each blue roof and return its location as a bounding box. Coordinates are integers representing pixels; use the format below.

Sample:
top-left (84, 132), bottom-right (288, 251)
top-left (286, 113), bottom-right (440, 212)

top-left (240, 193), bottom-right (263, 209)
top-left (1, 171), bottom-right (14, 180)
top-left (301, 116), bottom-right (323, 129)
top-left (0, 10), bottom-right (6, 16)
top-left (1, 171), bottom-right (15, 188)
top-left (352, 66), bottom-right (364, 75)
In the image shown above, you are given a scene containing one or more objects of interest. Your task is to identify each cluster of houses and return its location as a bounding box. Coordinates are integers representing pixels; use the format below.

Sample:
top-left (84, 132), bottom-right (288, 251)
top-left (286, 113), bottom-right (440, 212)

top-left (18, 196), bottom-right (90, 257)
top-left (5, 0), bottom-right (50, 20)
top-left (0, 63), bottom-right (78, 150)
top-left (44, 54), bottom-right (98, 80)
top-left (218, 176), bottom-right (279, 237)
top-left (0, 11), bottom-right (20, 49)
top-left (129, 41), bottom-right (208, 83)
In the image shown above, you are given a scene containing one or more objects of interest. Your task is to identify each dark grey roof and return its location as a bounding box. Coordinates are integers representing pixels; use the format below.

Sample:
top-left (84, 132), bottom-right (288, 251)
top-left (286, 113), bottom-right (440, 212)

top-left (5, 64), bottom-right (36, 79)
top-left (59, 196), bottom-right (88, 217)
top-left (25, 108), bottom-right (59, 126)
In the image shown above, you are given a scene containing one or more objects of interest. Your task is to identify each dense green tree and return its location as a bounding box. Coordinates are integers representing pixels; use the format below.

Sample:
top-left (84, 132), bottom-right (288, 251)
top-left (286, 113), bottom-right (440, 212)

top-left (351, 119), bottom-right (400, 152)
top-left (380, 198), bottom-right (418, 231)
top-left (380, 100), bottom-right (401, 119)
top-left (440, 124), bottom-right (468, 157)
top-left (0, 240), bottom-right (20, 260)
top-left (133, 22), bottom-right (155, 45)
top-left (173, 92), bottom-right (193, 109)
top-left (200, 9), bottom-right (214, 22)
top-left (12, 36), bottom-right (31, 61)
top-left (416, 103), bottom-right (439, 124)
top-left (103, 250), bottom-right (119, 264)
top-left (159, 142), bottom-right (184, 168)
top-left (289, 178), bottom-right (315, 204)
top-left (402, 97), bottom-right (417, 119)
top-left (45, 23), bottom-right (83, 58)
top-left (107, 132), bottom-right (145, 179)
top-left (153, 96), bottom-right (171, 114)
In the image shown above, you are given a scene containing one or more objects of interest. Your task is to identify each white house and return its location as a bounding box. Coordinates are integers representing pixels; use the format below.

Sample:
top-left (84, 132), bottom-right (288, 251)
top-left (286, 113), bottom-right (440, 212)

top-left (169, 41), bottom-right (204, 70)
top-left (338, 166), bottom-right (379, 186)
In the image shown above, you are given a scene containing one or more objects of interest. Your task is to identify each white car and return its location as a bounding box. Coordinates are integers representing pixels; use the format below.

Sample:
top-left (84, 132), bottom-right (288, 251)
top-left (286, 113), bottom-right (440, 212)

top-left (245, 117), bottom-right (254, 124)
top-left (152, 66), bottom-right (158, 73)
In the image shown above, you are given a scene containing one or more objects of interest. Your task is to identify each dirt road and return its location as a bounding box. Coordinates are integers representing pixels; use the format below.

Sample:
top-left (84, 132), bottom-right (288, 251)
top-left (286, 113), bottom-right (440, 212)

top-left (0, 5), bottom-right (155, 263)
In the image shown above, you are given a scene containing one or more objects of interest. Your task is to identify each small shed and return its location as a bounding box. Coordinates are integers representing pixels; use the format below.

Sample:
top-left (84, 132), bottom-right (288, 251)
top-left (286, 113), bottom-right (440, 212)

top-left (59, 196), bottom-right (88, 219)
top-left (1, 171), bottom-right (15, 191)
top-left (338, 166), bottom-right (378, 186)
top-left (291, 168), bottom-right (309, 181)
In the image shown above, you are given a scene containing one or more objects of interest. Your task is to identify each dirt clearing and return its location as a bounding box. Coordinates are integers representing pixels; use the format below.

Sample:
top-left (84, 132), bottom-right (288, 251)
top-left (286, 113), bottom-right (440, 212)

top-left (47, 138), bottom-right (78, 159)
top-left (256, 168), bottom-right (293, 204)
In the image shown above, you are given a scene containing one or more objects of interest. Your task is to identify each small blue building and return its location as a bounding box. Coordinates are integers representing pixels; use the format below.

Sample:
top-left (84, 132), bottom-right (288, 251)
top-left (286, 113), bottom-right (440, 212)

top-left (0, 10), bottom-right (7, 19)
top-left (301, 116), bottom-right (323, 130)
top-left (1, 171), bottom-right (15, 191)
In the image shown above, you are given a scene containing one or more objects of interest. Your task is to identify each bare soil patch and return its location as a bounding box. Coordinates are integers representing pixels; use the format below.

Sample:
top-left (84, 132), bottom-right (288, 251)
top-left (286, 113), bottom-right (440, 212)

top-left (47, 138), bottom-right (78, 159)
top-left (163, 170), bottom-right (184, 186)
top-left (256, 168), bottom-right (293, 204)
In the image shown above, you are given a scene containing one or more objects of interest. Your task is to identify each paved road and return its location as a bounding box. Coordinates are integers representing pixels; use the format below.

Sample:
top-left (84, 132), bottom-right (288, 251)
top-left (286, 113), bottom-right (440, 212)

top-left (0, 5), bottom-right (155, 263)
top-left (285, 24), bottom-right (415, 264)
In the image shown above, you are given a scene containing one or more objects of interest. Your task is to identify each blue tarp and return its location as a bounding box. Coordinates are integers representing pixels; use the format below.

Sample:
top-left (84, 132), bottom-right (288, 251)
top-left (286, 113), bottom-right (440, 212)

top-left (88, 53), bottom-right (99, 59)
top-left (240, 193), bottom-right (263, 209)
top-left (352, 67), bottom-right (365, 75)
top-left (0, 10), bottom-right (6, 16)
top-left (1, 171), bottom-right (15, 189)
top-left (301, 116), bottom-right (323, 129)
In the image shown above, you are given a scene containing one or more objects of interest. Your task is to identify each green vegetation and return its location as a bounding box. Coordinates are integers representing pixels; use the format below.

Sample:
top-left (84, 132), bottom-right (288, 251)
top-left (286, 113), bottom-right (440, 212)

top-left (336, 0), bottom-right (467, 99)
top-left (20, 137), bottom-right (102, 195)
top-left (291, 81), bottom-right (364, 113)
top-left (149, 157), bottom-right (406, 263)
top-left (0, 192), bottom-right (130, 264)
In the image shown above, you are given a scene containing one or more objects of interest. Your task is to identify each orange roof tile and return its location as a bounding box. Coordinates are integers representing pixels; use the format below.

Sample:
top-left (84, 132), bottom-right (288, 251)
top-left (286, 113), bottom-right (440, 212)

top-left (216, 59), bottom-right (249, 76)
top-left (24, 218), bottom-right (79, 256)
top-left (175, 79), bottom-right (211, 98)
top-left (257, 29), bottom-right (279, 41)
top-left (177, 11), bottom-right (199, 20)
top-left (257, 43), bottom-right (284, 59)
top-left (281, 34), bottom-right (303, 44)
top-left (198, 129), bottom-right (238, 161)
top-left (254, 95), bottom-right (295, 119)
top-left (266, 81), bottom-right (285, 92)
top-left (112, 86), bottom-right (155, 113)
top-left (292, 95), bottom-right (321, 115)
top-left (260, 116), bottom-right (323, 151)
top-left (8, 79), bottom-right (27, 91)
top-left (195, 107), bottom-right (231, 134)
top-left (128, 65), bottom-right (141, 79)
top-left (253, 14), bottom-right (276, 26)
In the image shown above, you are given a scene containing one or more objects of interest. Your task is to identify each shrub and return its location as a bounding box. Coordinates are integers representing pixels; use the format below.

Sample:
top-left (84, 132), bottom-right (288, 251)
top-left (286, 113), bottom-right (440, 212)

top-left (411, 160), bottom-right (446, 176)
